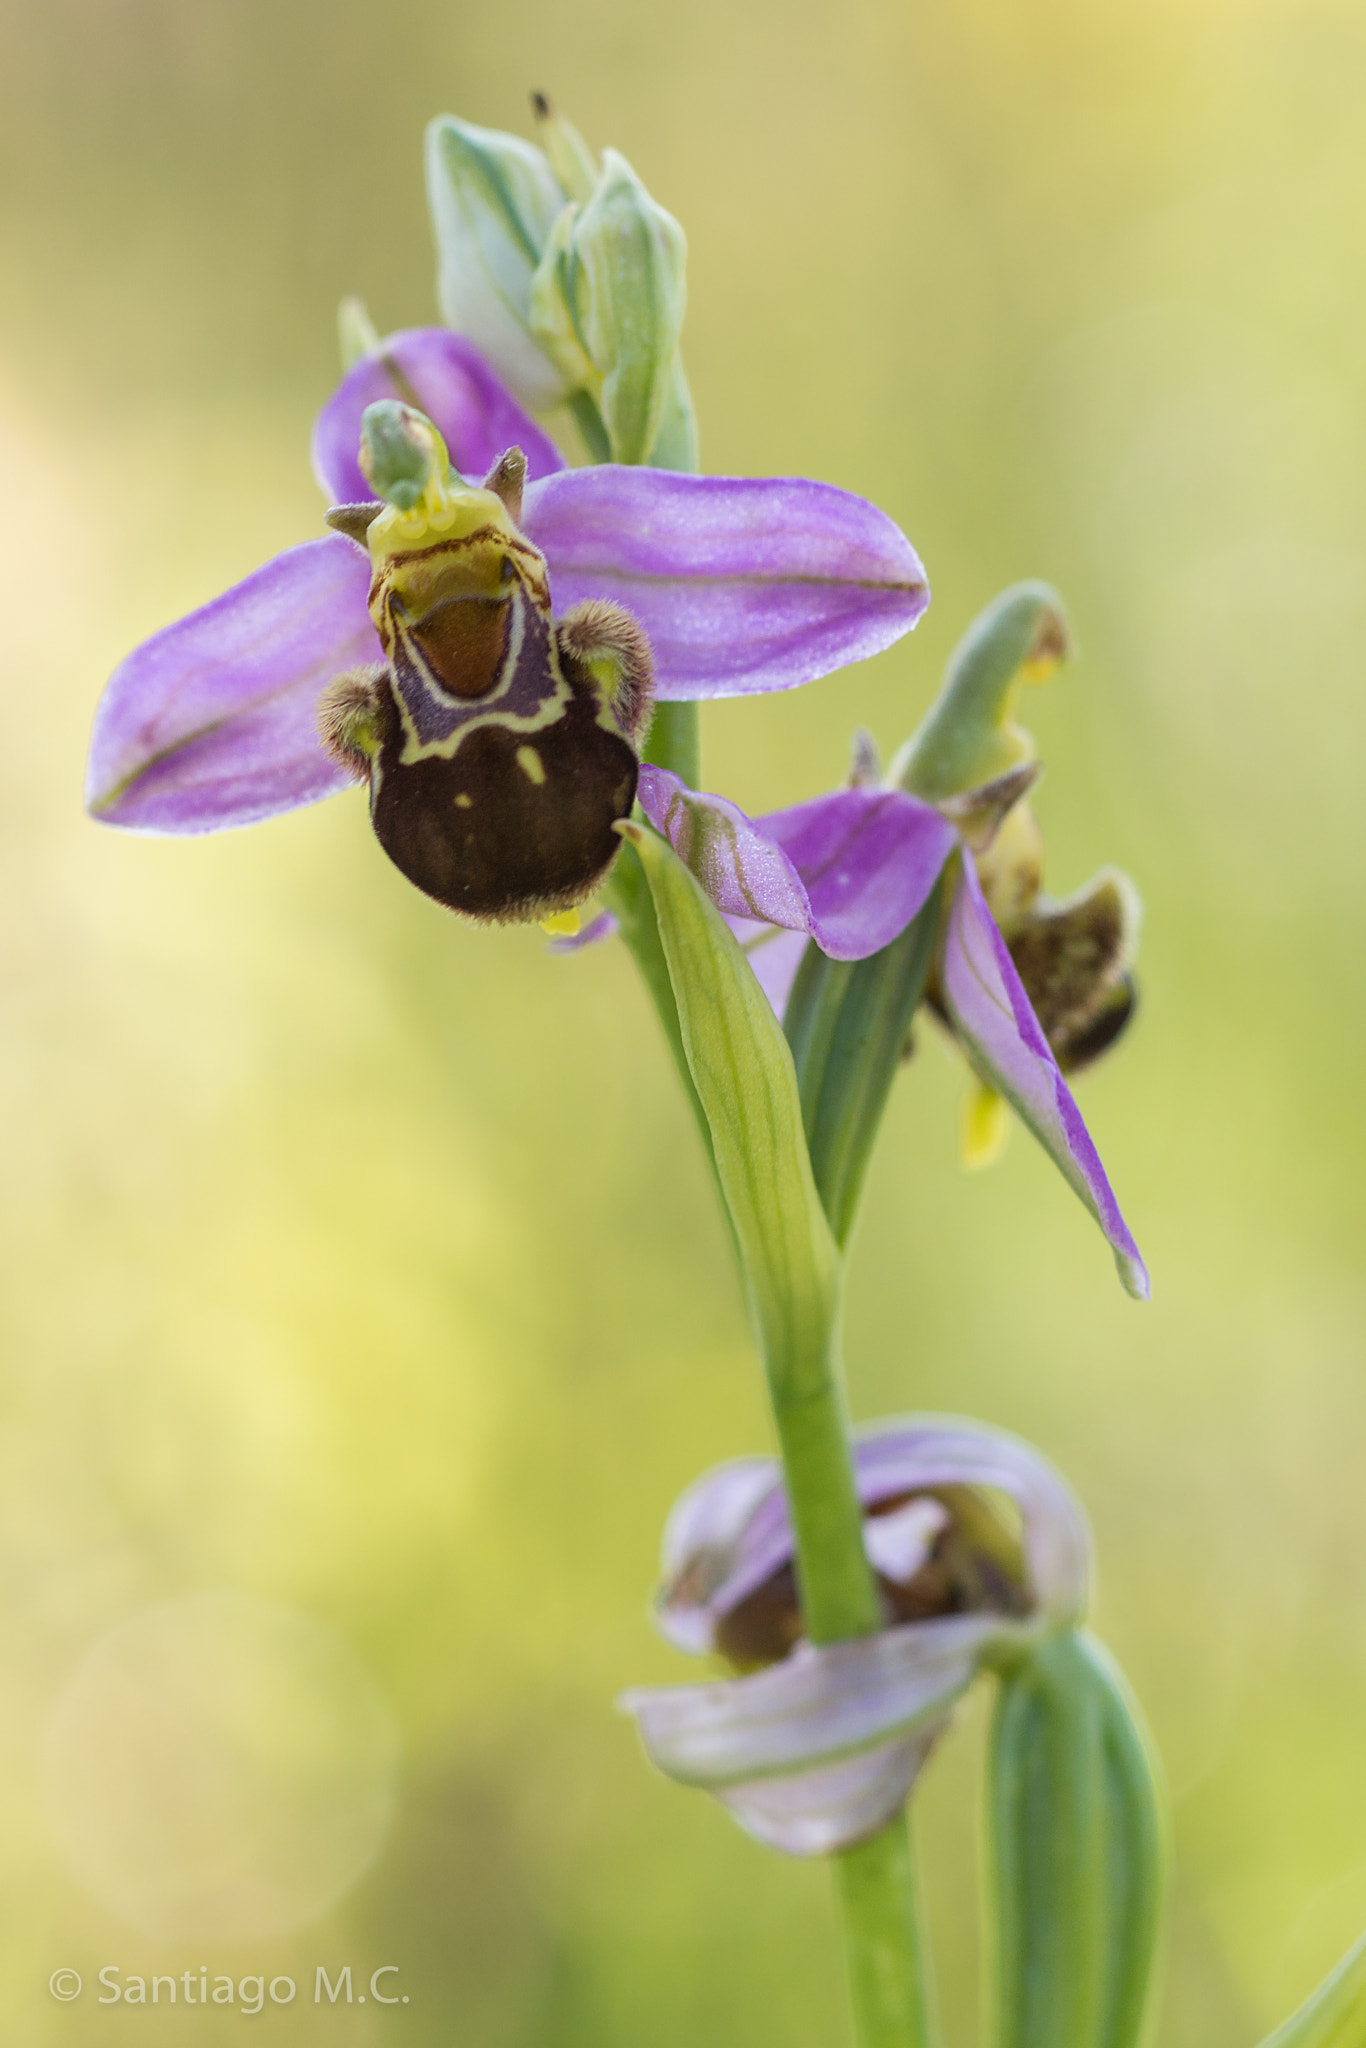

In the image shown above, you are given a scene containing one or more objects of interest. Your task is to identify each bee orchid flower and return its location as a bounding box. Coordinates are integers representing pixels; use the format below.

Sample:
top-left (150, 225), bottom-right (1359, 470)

top-left (85, 326), bottom-right (929, 929)
top-left (620, 1417), bottom-right (1090, 1856)
top-left (632, 757), bottom-right (1148, 1299)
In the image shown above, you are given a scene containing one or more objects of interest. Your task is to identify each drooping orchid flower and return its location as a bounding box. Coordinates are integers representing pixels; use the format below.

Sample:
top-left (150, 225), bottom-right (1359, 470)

top-left (631, 755), bottom-right (1148, 1299)
top-left (620, 1417), bottom-right (1090, 1855)
top-left (85, 327), bottom-right (929, 928)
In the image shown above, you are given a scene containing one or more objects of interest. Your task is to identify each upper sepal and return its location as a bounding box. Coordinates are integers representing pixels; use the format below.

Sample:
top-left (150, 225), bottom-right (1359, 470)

top-left (311, 327), bottom-right (564, 507)
top-left (892, 582), bottom-right (1069, 801)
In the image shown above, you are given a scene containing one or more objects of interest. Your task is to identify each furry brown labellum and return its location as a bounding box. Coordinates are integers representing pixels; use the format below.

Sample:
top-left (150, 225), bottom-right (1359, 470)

top-left (318, 443), bottom-right (654, 922)
top-left (1006, 870), bottom-right (1140, 1074)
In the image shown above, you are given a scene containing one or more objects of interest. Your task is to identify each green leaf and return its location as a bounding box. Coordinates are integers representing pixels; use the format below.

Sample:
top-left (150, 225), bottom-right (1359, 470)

top-left (988, 1629), bottom-right (1166, 2048)
top-left (619, 822), bottom-right (838, 1399)
top-left (784, 881), bottom-right (945, 1247)
top-left (1257, 1928), bottom-right (1366, 2048)
top-left (620, 819), bottom-right (878, 1643)
top-left (604, 838), bottom-right (717, 1184)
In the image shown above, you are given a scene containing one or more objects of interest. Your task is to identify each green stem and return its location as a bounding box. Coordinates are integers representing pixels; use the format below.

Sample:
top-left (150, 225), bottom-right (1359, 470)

top-left (761, 1272), bottom-right (937, 2048)
top-left (763, 1294), bottom-right (877, 1639)
top-left (644, 699), bottom-right (700, 788)
top-left (837, 1823), bottom-right (937, 2048)
top-left (610, 370), bottom-right (932, 2048)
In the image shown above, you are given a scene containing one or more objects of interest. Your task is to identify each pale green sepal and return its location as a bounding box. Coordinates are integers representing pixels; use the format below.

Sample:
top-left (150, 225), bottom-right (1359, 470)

top-left (890, 583), bottom-right (1071, 801)
top-left (337, 294), bottom-right (380, 373)
top-left (424, 114), bottom-right (570, 410)
top-left (531, 92), bottom-right (599, 203)
top-left (1257, 1927), bottom-right (1366, 2048)
top-left (988, 1629), bottom-right (1166, 2048)
top-left (618, 821), bottom-right (879, 1647)
top-left (530, 150), bottom-right (687, 465)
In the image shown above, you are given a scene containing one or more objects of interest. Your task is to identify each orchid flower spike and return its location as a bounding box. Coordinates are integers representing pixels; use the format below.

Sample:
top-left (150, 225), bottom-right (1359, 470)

top-left (85, 328), bottom-right (929, 932)
top-left (620, 1417), bottom-right (1090, 1856)
top-left (427, 99), bottom-right (694, 466)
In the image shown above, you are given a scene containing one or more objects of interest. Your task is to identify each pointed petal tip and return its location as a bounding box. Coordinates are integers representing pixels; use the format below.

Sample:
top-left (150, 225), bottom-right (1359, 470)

top-left (1118, 1248), bottom-right (1151, 1302)
top-left (943, 861), bottom-right (1148, 1299)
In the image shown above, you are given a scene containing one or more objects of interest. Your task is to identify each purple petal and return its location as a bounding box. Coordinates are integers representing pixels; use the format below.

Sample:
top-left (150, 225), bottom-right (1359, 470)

top-left (761, 787), bottom-right (955, 952)
top-left (310, 328), bottom-right (564, 505)
top-left (637, 767), bottom-right (952, 962)
top-left (87, 537), bottom-right (380, 833)
top-left (656, 1417), bottom-right (1091, 1655)
top-left (523, 467), bottom-right (929, 699)
top-left (621, 1614), bottom-right (992, 1786)
top-left (717, 1731), bottom-right (939, 1857)
top-left (941, 859), bottom-right (1149, 1300)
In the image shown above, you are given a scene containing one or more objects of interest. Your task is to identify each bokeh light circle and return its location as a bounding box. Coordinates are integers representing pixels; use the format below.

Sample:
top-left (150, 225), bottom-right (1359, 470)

top-left (41, 1592), bottom-right (399, 1940)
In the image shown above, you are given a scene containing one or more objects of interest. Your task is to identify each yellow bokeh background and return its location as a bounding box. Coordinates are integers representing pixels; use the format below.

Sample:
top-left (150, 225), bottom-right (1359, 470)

top-left (5, 0), bottom-right (1366, 2038)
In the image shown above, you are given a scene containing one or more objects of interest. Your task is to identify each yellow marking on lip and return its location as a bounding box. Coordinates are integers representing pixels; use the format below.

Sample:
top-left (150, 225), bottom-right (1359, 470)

top-left (516, 745), bottom-right (547, 786)
top-left (539, 906), bottom-right (581, 937)
top-left (454, 793), bottom-right (472, 809)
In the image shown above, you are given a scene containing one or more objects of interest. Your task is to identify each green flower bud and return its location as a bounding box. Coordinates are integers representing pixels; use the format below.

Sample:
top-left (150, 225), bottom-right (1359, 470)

top-left (425, 114), bottom-right (570, 410)
top-left (530, 149), bottom-right (688, 466)
top-left (890, 582), bottom-right (1071, 801)
top-left (531, 91), bottom-right (598, 205)
top-left (988, 1630), bottom-right (1166, 2048)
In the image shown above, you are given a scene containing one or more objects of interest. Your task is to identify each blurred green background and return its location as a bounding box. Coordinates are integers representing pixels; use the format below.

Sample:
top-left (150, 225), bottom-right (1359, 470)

top-left (4, 0), bottom-right (1366, 2038)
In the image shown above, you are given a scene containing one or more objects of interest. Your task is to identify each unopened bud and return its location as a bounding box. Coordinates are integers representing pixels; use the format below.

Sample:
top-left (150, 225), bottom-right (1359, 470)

top-left (988, 1629), bottom-right (1165, 2048)
top-left (530, 149), bottom-right (688, 465)
top-left (425, 114), bottom-right (570, 410)
top-left (531, 91), bottom-right (598, 204)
